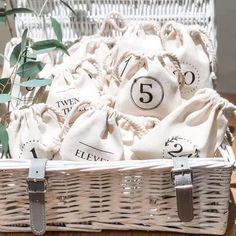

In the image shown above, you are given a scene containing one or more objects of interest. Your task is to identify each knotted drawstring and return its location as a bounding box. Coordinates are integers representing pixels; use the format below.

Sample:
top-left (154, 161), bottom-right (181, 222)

top-left (98, 12), bottom-right (128, 37)
top-left (113, 51), bottom-right (148, 83)
top-left (160, 52), bottom-right (185, 88)
top-left (160, 21), bottom-right (217, 87)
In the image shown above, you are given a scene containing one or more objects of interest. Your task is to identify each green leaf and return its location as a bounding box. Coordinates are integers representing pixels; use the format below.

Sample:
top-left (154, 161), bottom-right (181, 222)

top-left (0, 8), bottom-right (6, 22)
top-left (5, 8), bottom-right (35, 16)
top-left (0, 15), bottom-right (6, 22)
top-left (20, 79), bottom-right (52, 87)
top-left (0, 123), bottom-right (9, 154)
top-left (0, 78), bottom-right (11, 94)
top-left (0, 94), bottom-right (11, 103)
top-left (60, 0), bottom-right (77, 16)
top-left (31, 39), bottom-right (69, 55)
top-left (51, 17), bottom-right (62, 42)
top-left (21, 28), bottom-right (28, 54)
top-left (32, 47), bottom-right (57, 55)
top-left (10, 43), bottom-right (21, 66)
top-left (26, 50), bottom-right (37, 62)
top-left (16, 61), bottom-right (45, 78)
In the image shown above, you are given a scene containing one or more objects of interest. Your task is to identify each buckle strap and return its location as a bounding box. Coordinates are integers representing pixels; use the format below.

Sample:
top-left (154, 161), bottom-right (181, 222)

top-left (27, 159), bottom-right (47, 235)
top-left (171, 157), bottom-right (194, 222)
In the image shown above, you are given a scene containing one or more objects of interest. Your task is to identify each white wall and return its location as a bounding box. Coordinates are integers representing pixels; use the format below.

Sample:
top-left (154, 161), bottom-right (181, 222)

top-left (215, 0), bottom-right (236, 94)
top-left (0, 0), bottom-right (235, 94)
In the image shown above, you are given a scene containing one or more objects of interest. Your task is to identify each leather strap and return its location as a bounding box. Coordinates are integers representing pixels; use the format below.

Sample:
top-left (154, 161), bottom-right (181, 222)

top-left (171, 157), bottom-right (194, 222)
top-left (27, 159), bottom-right (47, 235)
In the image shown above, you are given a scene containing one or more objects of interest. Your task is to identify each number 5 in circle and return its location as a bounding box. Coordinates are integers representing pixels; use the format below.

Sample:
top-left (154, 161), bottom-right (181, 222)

top-left (139, 83), bottom-right (153, 103)
top-left (130, 76), bottom-right (164, 110)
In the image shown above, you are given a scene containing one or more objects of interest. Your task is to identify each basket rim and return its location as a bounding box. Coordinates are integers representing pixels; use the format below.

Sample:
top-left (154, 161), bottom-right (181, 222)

top-left (0, 157), bottom-right (233, 172)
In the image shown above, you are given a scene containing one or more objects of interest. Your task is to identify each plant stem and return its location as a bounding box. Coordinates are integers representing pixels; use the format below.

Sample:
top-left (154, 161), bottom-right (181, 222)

top-left (38, 0), bottom-right (49, 17)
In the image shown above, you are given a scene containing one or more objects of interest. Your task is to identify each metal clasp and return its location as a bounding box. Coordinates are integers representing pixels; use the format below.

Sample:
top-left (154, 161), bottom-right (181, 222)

top-left (27, 178), bottom-right (47, 194)
top-left (171, 168), bottom-right (193, 185)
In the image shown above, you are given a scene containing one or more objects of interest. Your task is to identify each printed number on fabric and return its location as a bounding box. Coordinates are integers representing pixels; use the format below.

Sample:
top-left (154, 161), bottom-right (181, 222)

top-left (162, 136), bottom-right (200, 158)
top-left (172, 62), bottom-right (200, 95)
top-left (130, 76), bottom-right (164, 110)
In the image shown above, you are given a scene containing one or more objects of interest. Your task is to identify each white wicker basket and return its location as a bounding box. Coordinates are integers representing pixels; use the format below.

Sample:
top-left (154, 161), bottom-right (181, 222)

top-left (0, 0), bottom-right (235, 235)
top-left (12, 0), bottom-right (217, 47)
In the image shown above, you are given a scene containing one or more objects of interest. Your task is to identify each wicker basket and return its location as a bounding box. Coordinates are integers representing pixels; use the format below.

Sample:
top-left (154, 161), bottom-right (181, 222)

top-left (0, 0), bottom-right (235, 235)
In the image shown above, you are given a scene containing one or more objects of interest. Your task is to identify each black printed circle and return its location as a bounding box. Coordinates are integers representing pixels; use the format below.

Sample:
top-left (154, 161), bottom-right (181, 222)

top-left (162, 136), bottom-right (200, 158)
top-left (130, 76), bottom-right (164, 110)
top-left (172, 62), bottom-right (200, 95)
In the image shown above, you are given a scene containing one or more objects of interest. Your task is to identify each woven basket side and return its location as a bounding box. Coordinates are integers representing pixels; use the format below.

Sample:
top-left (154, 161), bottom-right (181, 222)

top-left (0, 164), bottom-right (231, 235)
top-left (12, 0), bottom-right (216, 47)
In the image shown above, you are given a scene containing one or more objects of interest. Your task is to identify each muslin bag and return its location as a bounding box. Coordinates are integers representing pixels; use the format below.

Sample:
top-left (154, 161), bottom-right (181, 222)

top-left (131, 88), bottom-right (236, 159)
top-left (111, 22), bottom-right (162, 66)
top-left (161, 22), bottom-right (216, 99)
top-left (113, 53), bottom-right (184, 120)
top-left (59, 102), bottom-right (124, 161)
top-left (102, 21), bottom-right (162, 96)
top-left (46, 59), bottom-right (101, 117)
top-left (118, 115), bottom-right (159, 160)
top-left (7, 103), bottom-right (64, 160)
top-left (63, 12), bottom-right (125, 67)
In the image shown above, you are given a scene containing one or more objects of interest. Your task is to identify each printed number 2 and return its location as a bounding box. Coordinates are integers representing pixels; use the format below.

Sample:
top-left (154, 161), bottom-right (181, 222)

top-left (168, 143), bottom-right (183, 157)
top-left (139, 83), bottom-right (153, 103)
top-left (30, 148), bottom-right (38, 159)
top-left (168, 143), bottom-right (193, 158)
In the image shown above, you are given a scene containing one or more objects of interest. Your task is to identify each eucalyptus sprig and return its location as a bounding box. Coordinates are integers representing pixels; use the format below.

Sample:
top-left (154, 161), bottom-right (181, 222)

top-left (0, 16), bottom-right (69, 156)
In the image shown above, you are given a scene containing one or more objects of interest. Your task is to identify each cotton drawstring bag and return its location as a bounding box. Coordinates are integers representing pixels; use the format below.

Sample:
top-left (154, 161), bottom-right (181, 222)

top-left (46, 59), bottom-right (101, 117)
top-left (111, 22), bottom-right (162, 66)
top-left (113, 52), bottom-right (184, 120)
top-left (131, 88), bottom-right (236, 159)
top-left (102, 21), bottom-right (162, 96)
top-left (7, 103), bottom-right (64, 160)
top-left (161, 22), bottom-right (216, 99)
top-left (118, 115), bottom-right (159, 160)
top-left (62, 32), bottom-right (115, 81)
top-left (59, 101), bottom-right (125, 161)
top-left (63, 12), bottom-right (124, 66)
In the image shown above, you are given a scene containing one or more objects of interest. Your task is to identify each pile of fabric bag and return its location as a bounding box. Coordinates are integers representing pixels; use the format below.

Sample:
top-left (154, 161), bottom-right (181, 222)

top-left (3, 13), bottom-right (236, 161)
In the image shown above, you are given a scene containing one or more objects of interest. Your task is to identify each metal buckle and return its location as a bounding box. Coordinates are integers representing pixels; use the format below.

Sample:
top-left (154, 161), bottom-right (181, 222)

top-left (27, 178), bottom-right (47, 194)
top-left (171, 168), bottom-right (193, 184)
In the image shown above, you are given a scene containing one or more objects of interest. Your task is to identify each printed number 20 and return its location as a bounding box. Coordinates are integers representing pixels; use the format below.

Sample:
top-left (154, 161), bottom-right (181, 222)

top-left (139, 83), bottom-right (153, 104)
top-left (174, 70), bottom-right (195, 85)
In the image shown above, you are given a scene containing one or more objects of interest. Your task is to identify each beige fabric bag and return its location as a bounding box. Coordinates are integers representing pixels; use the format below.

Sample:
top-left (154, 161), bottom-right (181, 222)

top-left (118, 115), bottom-right (159, 160)
top-left (59, 102), bottom-right (125, 161)
top-left (7, 103), bottom-right (64, 160)
top-left (102, 21), bottom-right (162, 97)
top-left (46, 60), bottom-right (101, 117)
top-left (63, 35), bottom-right (114, 78)
top-left (131, 88), bottom-right (236, 159)
top-left (111, 22), bottom-right (162, 66)
top-left (113, 53), bottom-right (184, 120)
top-left (161, 22), bottom-right (216, 99)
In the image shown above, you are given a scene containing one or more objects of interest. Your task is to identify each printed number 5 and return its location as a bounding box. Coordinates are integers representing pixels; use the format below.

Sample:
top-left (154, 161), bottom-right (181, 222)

top-left (139, 83), bottom-right (153, 104)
